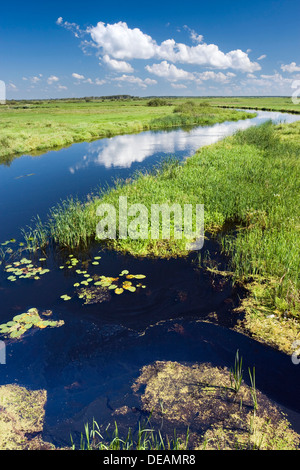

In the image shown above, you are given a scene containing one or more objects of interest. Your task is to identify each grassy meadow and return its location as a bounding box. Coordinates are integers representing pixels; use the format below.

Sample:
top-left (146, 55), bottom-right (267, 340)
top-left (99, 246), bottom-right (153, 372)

top-left (207, 96), bottom-right (300, 114)
top-left (0, 97), bottom-right (253, 164)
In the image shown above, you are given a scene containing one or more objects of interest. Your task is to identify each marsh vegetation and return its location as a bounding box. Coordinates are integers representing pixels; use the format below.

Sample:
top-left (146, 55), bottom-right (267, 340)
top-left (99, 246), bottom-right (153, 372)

top-left (76, 353), bottom-right (300, 450)
top-left (0, 97), bottom-right (253, 163)
top-left (0, 96), bottom-right (299, 450)
top-left (21, 118), bottom-right (300, 354)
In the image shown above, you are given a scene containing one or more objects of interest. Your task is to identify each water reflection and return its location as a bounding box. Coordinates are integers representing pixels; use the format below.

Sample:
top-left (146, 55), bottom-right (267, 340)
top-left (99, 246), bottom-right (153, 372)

top-left (69, 110), bottom-right (300, 173)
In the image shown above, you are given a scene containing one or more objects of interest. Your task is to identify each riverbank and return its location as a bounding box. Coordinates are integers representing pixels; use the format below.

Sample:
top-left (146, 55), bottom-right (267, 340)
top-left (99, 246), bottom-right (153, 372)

top-left (208, 96), bottom-right (300, 114)
top-left (0, 98), bottom-right (253, 164)
top-left (25, 120), bottom-right (300, 354)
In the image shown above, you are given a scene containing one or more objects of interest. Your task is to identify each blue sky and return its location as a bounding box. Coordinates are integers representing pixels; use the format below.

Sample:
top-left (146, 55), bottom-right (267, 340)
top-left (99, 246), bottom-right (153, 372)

top-left (1, 0), bottom-right (300, 98)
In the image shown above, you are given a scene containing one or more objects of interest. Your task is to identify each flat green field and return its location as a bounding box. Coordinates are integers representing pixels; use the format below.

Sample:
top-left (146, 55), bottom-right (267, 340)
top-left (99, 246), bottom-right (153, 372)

top-left (0, 97), bottom-right (252, 164)
top-left (1, 96), bottom-right (299, 164)
top-left (207, 96), bottom-right (300, 113)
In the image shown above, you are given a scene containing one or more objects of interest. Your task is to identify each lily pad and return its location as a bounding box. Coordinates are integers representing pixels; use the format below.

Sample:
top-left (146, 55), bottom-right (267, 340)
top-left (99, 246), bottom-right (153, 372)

top-left (122, 281), bottom-right (133, 288)
top-left (108, 284), bottom-right (118, 290)
top-left (127, 286), bottom-right (136, 292)
top-left (60, 295), bottom-right (72, 301)
top-left (115, 288), bottom-right (124, 295)
top-left (120, 270), bottom-right (129, 276)
top-left (0, 308), bottom-right (64, 340)
top-left (5, 258), bottom-right (51, 281)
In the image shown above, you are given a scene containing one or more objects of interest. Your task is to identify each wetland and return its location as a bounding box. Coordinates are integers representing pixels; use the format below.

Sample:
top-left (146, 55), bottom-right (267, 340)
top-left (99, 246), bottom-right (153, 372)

top-left (0, 97), bottom-right (300, 449)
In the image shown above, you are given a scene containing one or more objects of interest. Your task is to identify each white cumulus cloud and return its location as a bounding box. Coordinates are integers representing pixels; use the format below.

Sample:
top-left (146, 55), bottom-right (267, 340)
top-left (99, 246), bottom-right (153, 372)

top-left (146, 62), bottom-right (236, 84)
top-left (86, 20), bottom-right (260, 73)
top-left (31, 76), bottom-right (41, 83)
top-left (113, 74), bottom-right (157, 88)
top-left (281, 62), bottom-right (300, 73)
top-left (145, 61), bottom-right (195, 81)
top-left (88, 21), bottom-right (157, 60)
top-left (95, 78), bottom-right (106, 85)
top-left (171, 83), bottom-right (187, 89)
top-left (72, 73), bottom-right (85, 79)
top-left (47, 75), bottom-right (59, 84)
top-left (102, 55), bottom-right (134, 73)
top-left (197, 71), bottom-right (236, 83)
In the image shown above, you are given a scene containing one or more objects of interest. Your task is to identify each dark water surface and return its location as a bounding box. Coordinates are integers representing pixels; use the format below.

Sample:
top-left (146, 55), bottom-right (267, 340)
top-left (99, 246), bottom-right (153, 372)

top-left (0, 110), bottom-right (300, 446)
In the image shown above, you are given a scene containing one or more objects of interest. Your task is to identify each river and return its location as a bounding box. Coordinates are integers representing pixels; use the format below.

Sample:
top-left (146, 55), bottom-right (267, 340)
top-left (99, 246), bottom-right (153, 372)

top-left (0, 109), bottom-right (299, 447)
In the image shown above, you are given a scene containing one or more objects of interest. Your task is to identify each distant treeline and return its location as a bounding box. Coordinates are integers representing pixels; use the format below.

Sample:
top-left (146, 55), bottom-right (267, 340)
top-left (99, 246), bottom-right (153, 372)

top-left (4, 95), bottom-right (138, 105)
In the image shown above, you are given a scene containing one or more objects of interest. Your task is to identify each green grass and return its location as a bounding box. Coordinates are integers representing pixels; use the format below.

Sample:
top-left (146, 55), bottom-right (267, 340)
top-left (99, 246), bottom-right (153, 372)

top-left (207, 96), bottom-right (300, 114)
top-left (0, 98), bottom-right (253, 163)
top-left (73, 419), bottom-right (189, 451)
top-left (23, 119), bottom-right (300, 350)
top-left (2, 96), bottom-right (298, 165)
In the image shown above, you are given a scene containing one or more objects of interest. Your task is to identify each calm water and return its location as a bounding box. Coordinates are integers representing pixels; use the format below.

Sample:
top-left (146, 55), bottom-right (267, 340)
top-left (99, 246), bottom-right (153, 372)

top-left (1, 109), bottom-right (299, 242)
top-left (0, 109), bottom-right (300, 446)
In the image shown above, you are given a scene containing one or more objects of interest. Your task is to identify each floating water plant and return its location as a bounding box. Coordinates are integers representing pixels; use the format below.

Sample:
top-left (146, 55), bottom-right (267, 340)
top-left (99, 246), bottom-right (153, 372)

top-left (1, 239), bottom-right (16, 246)
top-left (77, 285), bottom-right (111, 305)
top-left (0, 308), bottom-right (64, 340)
top-left (5, 258), bottom-right (50, 281)
top-left (60, 295), bottom-right (72, 301)
top-left (74, 269), bottom-right (147, 303)
top-left (56, 252), bottom-right (146, 304)
top-left (59, 254), bottom-right (101, 271)
top-left (92, 271), bottom-right (146, 295)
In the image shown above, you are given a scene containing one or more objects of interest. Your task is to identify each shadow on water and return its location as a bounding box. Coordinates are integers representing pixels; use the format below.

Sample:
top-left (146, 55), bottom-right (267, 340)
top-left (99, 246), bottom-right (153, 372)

top-left (0, 239), bottom-right (300, 447)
